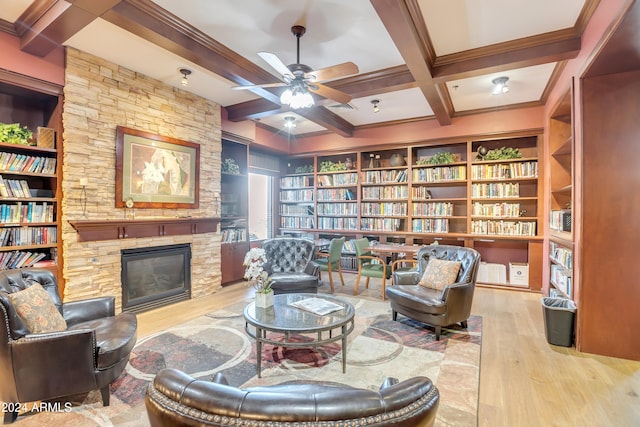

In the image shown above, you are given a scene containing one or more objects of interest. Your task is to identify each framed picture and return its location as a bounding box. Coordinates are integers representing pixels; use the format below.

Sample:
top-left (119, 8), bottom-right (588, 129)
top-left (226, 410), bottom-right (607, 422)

top-left (115, 126), bottom-right (200, 209)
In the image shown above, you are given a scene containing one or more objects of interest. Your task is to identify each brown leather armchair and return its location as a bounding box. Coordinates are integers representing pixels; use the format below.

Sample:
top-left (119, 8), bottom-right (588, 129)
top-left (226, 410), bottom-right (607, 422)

top-left (387, 245), bottom-right (480, 340)
top-left (145, 368), bottom-right (440, 426)
top-left (0, 268), bottom-right (137, 424)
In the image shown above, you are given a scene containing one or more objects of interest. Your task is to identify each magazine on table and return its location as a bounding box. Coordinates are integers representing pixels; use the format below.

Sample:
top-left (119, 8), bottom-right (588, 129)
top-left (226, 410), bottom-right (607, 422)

top-left (290, 297), bottom-right (344, 315)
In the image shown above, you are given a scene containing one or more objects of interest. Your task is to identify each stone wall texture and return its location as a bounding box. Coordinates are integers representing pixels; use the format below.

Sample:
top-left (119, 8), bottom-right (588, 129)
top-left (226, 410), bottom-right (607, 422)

top-left (62, 48), bottom-right (222, 310)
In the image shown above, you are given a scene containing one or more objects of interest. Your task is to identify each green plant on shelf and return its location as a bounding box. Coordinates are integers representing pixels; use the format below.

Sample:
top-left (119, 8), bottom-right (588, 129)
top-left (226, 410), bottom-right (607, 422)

top-left (0, 123), bottom-right (33, 145)
top-left (294, 164), bottom-right (314, 173)
top-left (482, 147), bottom-right (522, 160)
top-left (418, 151), bottom-right (457, 165)
top-left (319, 160), bottom-right (347, 172)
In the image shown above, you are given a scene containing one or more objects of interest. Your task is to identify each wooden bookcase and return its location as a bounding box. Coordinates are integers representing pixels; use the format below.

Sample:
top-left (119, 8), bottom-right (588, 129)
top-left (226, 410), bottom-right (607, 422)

top-left (220, 139), bottom-right (249, 284)
top-left (0, 71), bottom-right (63, 287)
top-left (547, 88), bottom-right (574, 299)
top-left (278, 132), bottom-right (543, 290)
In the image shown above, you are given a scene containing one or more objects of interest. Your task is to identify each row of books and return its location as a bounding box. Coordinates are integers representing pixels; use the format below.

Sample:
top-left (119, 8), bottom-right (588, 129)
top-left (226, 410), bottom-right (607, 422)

top-left (471, 182), bottom-right (521, 198)
top-left (411, 218), bottom-right (450, 233)
top-left (550, 241), bottom-right (572, 268)
top-left (470, 220), bottom-right (536, 236)
top-left (280, 204), bottom-right (314, 215)
top-left (361, 202), bottom-right (407, 216)
top-left (0, 226), bottom-right (57, 246)
top-left (361, 169), bottom-right (407, 184)
top-left (317, 202), bottom-right (358, 216)
top-left (412, 165), bottom-right (466, 183)
top-left (0, 153), bottom-right (56, 175)
top-left (413, 202), bottom-right (454, 217)
top-left (362, 185), bottom-right (408, 200)
top-left (0, 250), bottom-right (49, 270)
top-left (471, 161), bottom-right (538, 180)
top-left (0, 177), bottom-right (34, 198)
top-left (280, 189), bottom-right (314, 202)
top-left (317, 217), bottom-right (359, 230)
top-left (280, 175), bottom-right (313, 189)
top-left (316, 188), bottom-right (355, 201)
top-left (221, 227), bottom-right (247, 243)
top-left (317, 172), bottom-right (358, 187)
top-left (471, 202), bottom-right (521, 218)
top-left (0, 202), bottom-right (54, 224)
top-left (360, 217), bottom-right (402, 232)
top-left (280, 216), bottom-right (314, 229)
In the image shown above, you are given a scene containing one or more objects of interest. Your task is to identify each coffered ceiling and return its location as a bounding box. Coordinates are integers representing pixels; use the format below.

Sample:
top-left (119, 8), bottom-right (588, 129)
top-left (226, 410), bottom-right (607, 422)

top-left (1, 0), bottom-right (598, 138)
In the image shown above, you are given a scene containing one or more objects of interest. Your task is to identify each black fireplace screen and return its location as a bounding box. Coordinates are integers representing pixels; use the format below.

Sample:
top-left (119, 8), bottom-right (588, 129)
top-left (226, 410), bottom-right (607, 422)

top-left (121, 244), bottom-right (191, 313)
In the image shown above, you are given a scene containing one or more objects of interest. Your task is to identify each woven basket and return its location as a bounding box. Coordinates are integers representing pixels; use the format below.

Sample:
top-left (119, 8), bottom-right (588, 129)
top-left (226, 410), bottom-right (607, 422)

top-left (37, 127), bottom-right (55, 148)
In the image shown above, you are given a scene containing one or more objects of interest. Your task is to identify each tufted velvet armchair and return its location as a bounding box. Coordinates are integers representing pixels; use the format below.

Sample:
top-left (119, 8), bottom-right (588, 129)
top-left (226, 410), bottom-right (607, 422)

top-left (261, 237), bottom-right (320, 294)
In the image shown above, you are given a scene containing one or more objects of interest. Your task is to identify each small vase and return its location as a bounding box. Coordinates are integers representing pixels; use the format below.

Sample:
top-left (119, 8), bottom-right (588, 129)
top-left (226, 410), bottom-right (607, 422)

top-left (390, 153), bottom-right (406, 167)
top-left (255, 290), bottom-right (274, 308)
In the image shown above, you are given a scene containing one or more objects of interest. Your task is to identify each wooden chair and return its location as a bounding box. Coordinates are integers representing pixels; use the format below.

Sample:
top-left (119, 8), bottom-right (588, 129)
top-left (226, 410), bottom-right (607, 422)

top-left (353, 238), bottom-right (391, 300)
top-left (314, 236), bottom-right (345, 292)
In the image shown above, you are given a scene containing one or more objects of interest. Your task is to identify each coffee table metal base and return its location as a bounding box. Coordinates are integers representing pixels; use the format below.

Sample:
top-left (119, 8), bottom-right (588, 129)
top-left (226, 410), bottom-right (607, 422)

top-left (243, 293), bottom-right (355, 378)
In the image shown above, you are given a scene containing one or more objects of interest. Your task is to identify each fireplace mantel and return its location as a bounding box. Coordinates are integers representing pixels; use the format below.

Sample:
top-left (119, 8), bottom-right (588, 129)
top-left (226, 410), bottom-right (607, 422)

top-left (69, 217), bottom-right (221, 242)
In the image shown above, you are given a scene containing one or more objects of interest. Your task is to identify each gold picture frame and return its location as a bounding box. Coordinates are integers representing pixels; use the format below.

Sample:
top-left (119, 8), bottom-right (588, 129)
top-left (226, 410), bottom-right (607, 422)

top-left (115, 126), bottom-right (199, 209)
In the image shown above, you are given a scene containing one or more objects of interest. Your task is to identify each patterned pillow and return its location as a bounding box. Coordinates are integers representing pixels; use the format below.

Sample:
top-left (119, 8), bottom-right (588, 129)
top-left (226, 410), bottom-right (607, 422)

top-left (418, 259), bottom-right (462, 291)
top-left (7, 283), bottom-right (67, 334)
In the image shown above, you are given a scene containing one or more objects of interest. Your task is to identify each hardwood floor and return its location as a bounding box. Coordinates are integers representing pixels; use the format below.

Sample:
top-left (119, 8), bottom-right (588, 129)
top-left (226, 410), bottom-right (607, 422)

top-left (136, 273), bottom-right (640, 427)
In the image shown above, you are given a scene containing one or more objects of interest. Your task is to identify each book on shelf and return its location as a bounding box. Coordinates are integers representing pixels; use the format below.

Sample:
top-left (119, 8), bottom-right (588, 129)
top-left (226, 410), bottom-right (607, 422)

top-left (289, 297), bottom-right (344, 315)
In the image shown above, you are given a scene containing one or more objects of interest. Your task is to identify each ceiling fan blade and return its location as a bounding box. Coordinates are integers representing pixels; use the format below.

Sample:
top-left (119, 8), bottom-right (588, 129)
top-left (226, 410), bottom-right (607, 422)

top-left (231, 82), bottom-right (287, 90)
top-left (308, 83), bottom-right (352, 105)
top-left (258, 51), bottom-right (294, 80)
top-left (305, 62), bottom-right (359, 82)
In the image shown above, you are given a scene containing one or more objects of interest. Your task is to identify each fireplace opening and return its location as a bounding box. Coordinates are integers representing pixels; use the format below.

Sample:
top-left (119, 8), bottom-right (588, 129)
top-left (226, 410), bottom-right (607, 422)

top-left (121, 244), bottom-right (191, 313)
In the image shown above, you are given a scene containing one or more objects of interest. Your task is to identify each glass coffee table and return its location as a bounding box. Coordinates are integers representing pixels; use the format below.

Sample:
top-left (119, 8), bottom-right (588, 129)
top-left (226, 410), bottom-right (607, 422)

top-left (243, 293), bottom-right (355, 377)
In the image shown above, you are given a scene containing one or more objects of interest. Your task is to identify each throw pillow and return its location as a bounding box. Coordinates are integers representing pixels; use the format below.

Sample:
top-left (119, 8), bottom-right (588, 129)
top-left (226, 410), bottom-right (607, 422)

top-left (7, 284), bottom-right (67, 334)
top-left (418, 258), bottom-right (462, 291)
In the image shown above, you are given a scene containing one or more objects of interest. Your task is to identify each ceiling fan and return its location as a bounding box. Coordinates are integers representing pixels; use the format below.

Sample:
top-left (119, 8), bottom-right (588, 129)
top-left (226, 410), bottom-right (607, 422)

top-left (233, 25), bottom-right (359, 108)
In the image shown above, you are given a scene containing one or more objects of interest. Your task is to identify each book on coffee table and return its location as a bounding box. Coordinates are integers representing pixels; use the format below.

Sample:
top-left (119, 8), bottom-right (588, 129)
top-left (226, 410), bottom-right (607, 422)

top-left (290, 297), bottom-right (344, 315)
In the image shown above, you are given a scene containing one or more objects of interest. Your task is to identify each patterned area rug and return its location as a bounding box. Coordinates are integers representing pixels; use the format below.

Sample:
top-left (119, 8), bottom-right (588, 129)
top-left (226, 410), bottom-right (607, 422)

top-left (8, 296), bottom-right (481, 426)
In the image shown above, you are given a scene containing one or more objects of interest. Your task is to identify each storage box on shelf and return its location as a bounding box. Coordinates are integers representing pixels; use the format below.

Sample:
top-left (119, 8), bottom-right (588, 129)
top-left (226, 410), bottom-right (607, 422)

top-left (0, 73), bottom-right (62, 283)
top-left (221, 139), bottom-right (249, 284)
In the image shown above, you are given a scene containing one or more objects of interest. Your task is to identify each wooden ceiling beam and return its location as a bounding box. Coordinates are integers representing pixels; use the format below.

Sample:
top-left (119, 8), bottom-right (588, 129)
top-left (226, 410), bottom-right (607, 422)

top-left (370, 0), bottom-right (451, 126)
top-left (431, 32), bottom-right (582, 82)
top-left (104, 0), bottom-right (283, 104)
top-left (18, 0), bottom-right (122, 57)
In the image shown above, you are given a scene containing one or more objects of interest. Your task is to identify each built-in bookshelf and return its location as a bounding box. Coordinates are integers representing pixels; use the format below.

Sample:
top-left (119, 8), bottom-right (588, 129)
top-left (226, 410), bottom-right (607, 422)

top-left (278, 133), bottom-right (543, 290)
top-left (547, 88), bottom-right (574, 299)
top-left (220, 139), bottom-right (249, 284)
top-left (0, 73), bottom-right (62, 280)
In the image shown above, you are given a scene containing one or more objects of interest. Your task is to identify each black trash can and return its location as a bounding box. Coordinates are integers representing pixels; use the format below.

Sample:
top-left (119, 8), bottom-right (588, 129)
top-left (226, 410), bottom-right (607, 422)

top-left (541, 297), bottom-right (576, 347)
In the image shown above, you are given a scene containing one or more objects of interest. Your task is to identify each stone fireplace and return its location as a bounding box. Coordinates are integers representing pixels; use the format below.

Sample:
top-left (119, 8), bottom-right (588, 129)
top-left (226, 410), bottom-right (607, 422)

top-left (121, 243), bottom-right (191, 313)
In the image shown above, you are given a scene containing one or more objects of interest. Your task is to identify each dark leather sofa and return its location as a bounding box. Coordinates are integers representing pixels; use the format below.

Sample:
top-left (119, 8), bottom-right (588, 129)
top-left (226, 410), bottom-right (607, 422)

top-left (0, 268), bottom-right (137, 424)
top-left (261, 237), bottom-right (320, 294)
top-left (388, 244), bottom-right (481, 340)
top-left (145, 368), bottom-right (440, 426)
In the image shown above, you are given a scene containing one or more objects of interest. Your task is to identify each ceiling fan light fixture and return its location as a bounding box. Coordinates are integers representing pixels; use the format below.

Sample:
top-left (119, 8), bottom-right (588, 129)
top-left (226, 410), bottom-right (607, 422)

top-left (179, 67), bottom-right (192, 86)
top-left (282, 86), bottom-right (314, 109)
top-left (491, 76), bottom-right (509, 95)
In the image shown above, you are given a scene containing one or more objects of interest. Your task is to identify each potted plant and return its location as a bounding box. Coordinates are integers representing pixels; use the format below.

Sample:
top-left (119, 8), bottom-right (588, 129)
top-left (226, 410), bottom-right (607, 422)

top-left (243, 247), bottom-right (274, 307)
top-left (0, 123), bottom-right (33, 145)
